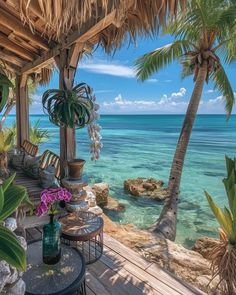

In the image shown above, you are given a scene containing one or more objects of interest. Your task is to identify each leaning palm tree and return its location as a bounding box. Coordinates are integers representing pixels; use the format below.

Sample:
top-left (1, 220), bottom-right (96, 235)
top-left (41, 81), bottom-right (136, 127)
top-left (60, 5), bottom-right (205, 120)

top-left (135, 0), bottom-right (236, 241)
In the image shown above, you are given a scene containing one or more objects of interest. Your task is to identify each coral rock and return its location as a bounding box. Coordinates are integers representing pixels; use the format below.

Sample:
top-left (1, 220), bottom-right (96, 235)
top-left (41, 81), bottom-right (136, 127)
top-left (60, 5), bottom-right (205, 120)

top-left (91, 183), bottom-right (109, 206)
top-left (124, 178), bottom-right (168, 201)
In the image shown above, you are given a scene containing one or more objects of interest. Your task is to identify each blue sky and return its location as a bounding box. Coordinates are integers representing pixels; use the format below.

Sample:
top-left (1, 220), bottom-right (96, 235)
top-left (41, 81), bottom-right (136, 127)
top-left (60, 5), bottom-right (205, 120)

top-left (30, 34), bottom-right (236, 115)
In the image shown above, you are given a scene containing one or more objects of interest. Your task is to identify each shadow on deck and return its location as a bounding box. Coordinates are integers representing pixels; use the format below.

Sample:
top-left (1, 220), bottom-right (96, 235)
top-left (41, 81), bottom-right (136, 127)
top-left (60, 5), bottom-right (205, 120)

top-left (26, 228), bottom-right (205, 295)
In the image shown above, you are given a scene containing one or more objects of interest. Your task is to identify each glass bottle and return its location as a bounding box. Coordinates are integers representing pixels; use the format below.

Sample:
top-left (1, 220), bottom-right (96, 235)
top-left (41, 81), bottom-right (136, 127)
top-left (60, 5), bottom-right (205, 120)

top-left (42, 214), bottom-right (61, 265)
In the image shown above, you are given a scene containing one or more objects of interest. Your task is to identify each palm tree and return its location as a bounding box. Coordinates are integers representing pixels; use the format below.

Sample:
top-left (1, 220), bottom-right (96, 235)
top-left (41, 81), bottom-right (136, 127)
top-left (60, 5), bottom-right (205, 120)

top-left (134, 0), bottom-right (236, 241)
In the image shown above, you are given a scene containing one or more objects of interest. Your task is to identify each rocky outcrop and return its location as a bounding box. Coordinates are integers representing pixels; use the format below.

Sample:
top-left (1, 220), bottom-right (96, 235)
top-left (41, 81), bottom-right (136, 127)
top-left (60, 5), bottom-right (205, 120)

top-left (103, 197), bottom-right (125, 212)
top-left (91, 183), bottom-right (109, 206)
top-left (103, 214), bottom-right (220, 294)
top-left (124, 178), bottom-right (169, 201)
top-left (192, 236), bottom-right (220, 259)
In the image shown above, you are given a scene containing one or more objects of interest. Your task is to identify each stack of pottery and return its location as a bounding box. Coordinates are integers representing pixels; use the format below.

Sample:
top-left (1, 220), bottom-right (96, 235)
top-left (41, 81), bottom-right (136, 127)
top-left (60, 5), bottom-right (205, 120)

top-left (62, 177), bottom-right (89, 212)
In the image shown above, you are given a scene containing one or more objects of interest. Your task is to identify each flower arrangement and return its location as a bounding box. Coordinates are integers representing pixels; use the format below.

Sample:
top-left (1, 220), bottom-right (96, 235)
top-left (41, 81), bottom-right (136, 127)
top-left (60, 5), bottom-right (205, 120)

top-left (36, 188), bottom-right (72, 216)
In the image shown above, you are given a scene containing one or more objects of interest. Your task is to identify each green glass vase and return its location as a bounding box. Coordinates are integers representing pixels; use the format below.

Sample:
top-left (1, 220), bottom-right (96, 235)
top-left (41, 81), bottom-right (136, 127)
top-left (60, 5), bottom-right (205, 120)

top-left (42, 214), bottom-right (61, 265)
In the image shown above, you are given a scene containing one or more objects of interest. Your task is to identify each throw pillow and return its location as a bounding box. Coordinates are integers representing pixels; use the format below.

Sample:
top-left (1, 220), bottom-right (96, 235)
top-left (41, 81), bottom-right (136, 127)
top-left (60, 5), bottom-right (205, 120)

top-left (23, 155), bottom-right (41, 179)
top-left (39, 165), bottom-right (59, 188)
top-left (10, 153), bottom-right (25, 170)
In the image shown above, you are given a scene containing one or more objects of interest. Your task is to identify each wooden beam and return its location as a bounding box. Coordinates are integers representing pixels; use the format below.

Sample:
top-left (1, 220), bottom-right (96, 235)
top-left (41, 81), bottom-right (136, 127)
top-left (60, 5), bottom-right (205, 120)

top-left (57, 47), bottom-right (82, 177)
top-left (16, 74), bottom-right (29, 148)
top-left (8, 33), bottom-right (39, 54)
top-left (0, 50), bottom-right (25, 67)
top-left (0, 33), bottom-right (35, 61)
top-left (20, 10), bottom-right (117, 74)
top-left (0, 7), bottom-right (49, 50)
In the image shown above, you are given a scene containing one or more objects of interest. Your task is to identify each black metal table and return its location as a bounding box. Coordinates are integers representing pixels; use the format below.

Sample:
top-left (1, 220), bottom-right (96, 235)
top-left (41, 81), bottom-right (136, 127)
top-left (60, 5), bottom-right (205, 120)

top-left (60, 211), bottom-right (103, 264)
top-left (23, 240), bottom-right (86, 295)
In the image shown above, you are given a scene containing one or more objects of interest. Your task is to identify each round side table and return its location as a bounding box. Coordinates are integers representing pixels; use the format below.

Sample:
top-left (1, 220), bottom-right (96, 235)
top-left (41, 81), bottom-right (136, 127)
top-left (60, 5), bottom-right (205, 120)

top-left (60, 212), bottom-right (104, 264)
top-left (23, 240), bottom-right (86, 295)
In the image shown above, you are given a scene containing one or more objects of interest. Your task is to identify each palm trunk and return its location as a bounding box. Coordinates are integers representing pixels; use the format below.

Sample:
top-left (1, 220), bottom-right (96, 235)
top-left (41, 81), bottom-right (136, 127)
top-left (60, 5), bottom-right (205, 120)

top-left (152, 61), bottom-right (208, 241)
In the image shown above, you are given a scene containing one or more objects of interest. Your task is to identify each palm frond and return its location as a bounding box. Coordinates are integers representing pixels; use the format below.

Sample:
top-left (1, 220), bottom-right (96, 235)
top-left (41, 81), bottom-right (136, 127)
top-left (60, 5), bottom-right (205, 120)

top-left (211, 65), bottom-right (235, 116)
top-left (134, 40), bottom-right (191, 81)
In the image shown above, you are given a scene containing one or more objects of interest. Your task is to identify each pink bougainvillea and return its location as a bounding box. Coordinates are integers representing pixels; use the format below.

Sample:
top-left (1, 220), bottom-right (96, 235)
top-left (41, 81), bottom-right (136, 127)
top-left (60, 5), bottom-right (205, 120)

top-left (36, 188), bottom-right (72, 216)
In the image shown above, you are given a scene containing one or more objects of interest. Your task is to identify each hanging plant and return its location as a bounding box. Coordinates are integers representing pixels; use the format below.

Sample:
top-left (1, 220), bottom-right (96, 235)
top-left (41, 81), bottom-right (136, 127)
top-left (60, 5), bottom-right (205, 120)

top-left (42, 83), bottom-right (94, 128)
top-left (0, 73), bottom-right (13, 113)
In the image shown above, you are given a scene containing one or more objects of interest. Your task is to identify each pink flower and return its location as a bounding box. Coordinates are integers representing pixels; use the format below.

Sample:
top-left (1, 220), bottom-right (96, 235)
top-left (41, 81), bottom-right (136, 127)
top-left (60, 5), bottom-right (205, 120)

top-left (36, 188), bottom-right (72, 216)
top-left (36, 201), bottom-right (48, 216)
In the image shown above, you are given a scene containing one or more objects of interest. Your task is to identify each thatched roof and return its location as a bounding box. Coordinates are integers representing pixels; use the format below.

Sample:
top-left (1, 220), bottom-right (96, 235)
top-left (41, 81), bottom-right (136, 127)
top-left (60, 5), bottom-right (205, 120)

top-left (0, 0), bottom-right (185, 79)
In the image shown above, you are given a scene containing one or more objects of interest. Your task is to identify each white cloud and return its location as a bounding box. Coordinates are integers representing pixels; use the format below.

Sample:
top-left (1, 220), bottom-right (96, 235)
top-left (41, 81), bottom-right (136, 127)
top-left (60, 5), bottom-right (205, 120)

top-left (207, 95), bottom-right (224, 105)
top-left (147, 78), bottom-right (159, 83)
top-left (80, 63), bottom-right (135, 78)
top-left (206, 89), bottom-right (215, 93)
top-left (102, 88), bottom-right (188, 113)
top-left (101, 88), bottom-right (236, 114)
top-left (94, 89), bottom-right (114, 94)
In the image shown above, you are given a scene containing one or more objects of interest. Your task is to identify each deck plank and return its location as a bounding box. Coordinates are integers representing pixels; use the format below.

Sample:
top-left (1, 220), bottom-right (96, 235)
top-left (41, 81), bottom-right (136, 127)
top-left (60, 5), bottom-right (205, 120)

top-left (25, 228), bottom-right (206, 295)
top-left (103, 233), bottom-right (152, 270)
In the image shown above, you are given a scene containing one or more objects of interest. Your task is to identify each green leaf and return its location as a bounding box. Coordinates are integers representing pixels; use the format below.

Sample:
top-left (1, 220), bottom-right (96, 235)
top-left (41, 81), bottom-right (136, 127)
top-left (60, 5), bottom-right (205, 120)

top-left (210, 65), bottom-right (235, 116)
top-left (134, 40), bottom-right (191, 81)
top-left (205, 191), bottom-right (232, 236)
top-left (232, 192), bottom-right (236, 219)
top-left (0, 74), bottom-right (13, 112)
top-left (0, 225), bottom-right (26, 271)
top-left (0, 185), bottom-right (26, 221)
top-left (225, 155), bottom-right (235, 178)
top-left (0, 186), bottom-right (4, 214)
top-left (2, 173), bottom-right (16, 192)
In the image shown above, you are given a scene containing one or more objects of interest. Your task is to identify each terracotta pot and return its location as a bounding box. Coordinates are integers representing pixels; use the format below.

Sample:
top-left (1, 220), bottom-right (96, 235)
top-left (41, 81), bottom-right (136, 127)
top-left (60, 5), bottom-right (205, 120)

top-left (68, 159), bottom-right (85, 180)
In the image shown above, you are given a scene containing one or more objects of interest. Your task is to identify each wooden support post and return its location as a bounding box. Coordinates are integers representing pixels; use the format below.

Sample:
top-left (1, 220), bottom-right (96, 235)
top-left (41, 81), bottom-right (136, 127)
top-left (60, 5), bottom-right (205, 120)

top-left (56, 44), bottom-right (82, 177)
top-left (16, 74), bottom-right (29, 148)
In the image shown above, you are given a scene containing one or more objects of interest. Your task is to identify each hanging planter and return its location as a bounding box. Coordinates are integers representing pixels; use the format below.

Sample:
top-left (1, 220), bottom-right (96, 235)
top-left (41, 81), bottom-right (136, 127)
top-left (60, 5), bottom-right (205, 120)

top-left (42, 83), bottom-right (94, 129)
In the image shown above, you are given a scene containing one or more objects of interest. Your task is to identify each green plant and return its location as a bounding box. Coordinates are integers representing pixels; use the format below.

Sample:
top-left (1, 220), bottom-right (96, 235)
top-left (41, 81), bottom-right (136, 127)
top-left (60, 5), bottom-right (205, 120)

top-left (0, 129), bottom-right (14, 153)
top-left (42, 83), bottom-right (94, 128)
top-left (29, 119), bottom-right (50, 145)
top-left (134, 0), bottom-right (236, 240)
top-left (0, 73), bottom-right (13, 113)
top-left (0, 173), bottom-right (27, 271)
top-left (205, 155), bottom-right (236, 293)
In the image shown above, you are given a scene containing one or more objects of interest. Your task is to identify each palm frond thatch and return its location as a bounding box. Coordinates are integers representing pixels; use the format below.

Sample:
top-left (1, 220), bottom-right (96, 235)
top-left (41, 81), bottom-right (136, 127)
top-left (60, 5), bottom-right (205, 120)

top-left (19, 0), bottom-right (186, 43)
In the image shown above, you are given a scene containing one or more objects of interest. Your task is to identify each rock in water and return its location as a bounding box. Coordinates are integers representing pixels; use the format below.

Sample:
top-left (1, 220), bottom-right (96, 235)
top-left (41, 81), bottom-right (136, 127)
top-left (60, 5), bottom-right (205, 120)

top-left (91, 183), bottom-right (109, 206)
top-left (124, 178), bottom-right (169, 201)
top-left (103, 197), bottom-right (125, 212)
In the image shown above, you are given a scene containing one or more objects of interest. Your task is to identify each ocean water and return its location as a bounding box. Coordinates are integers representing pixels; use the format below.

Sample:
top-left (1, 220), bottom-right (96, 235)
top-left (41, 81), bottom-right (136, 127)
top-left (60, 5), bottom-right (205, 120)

top-left (5, 114), bottom-right (236, 247)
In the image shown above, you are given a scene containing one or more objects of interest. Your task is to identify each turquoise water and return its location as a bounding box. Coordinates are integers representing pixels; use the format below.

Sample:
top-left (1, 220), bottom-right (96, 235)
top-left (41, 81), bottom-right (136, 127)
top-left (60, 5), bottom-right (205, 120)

top-left (6, 115), bottom-right (236, 247)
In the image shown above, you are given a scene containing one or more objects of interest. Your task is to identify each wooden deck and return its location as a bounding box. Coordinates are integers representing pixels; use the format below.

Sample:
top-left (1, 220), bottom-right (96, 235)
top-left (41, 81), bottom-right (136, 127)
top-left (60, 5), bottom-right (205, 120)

top-left (26, 228), bottom-right (205, 295)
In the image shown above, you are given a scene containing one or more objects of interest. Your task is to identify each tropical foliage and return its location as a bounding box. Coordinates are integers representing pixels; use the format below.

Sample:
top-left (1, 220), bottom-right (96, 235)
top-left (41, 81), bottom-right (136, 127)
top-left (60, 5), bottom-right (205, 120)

top-left (0, 73), bottom-right (13, 113)
top-left (134, 0), bottom-right (236, 240)
top-left (0, 129), bottom-right (14, 153)
top-left (205, 156), bottom-right (236, 293)
top-left (29, 120), bottom-right (50, 145)
top-left (0, 173), bottom-right (27, 271)
top-left (5, 121), bottom-right (50, 147)
top-left (42, 83), bottom-right (94, 128)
